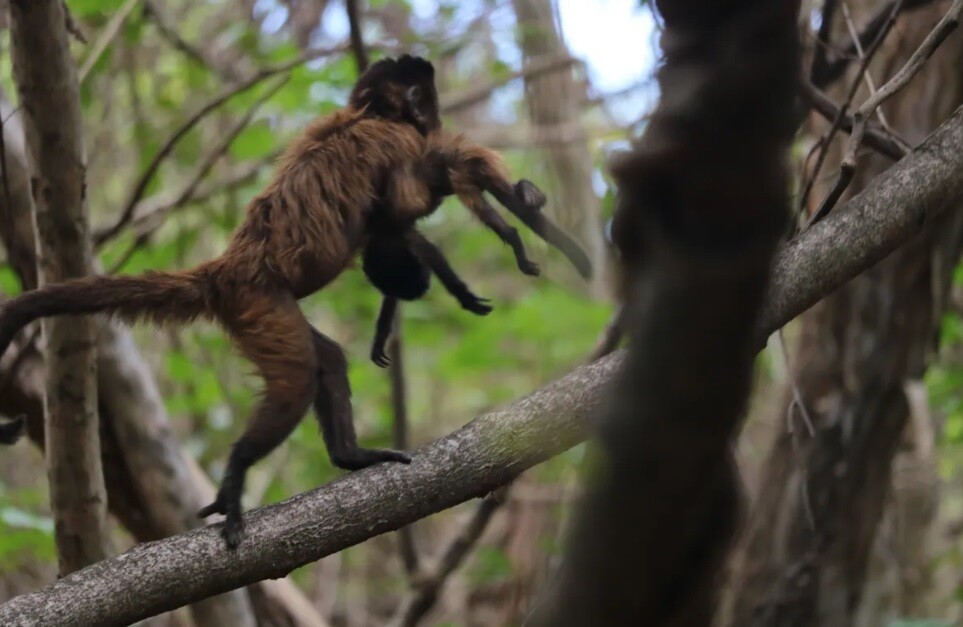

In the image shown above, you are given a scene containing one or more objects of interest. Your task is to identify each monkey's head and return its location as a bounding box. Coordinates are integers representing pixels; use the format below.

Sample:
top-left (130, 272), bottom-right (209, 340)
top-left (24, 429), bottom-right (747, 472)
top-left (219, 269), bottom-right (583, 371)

top-left (350, 54), bottom-right (441, 136)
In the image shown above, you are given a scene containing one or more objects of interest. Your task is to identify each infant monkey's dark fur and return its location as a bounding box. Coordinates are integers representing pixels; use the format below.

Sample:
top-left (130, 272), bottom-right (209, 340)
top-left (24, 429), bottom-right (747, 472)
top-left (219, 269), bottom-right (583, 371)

top-left (0, 54), bottom-right (582, 549)
top-left (362, 179), bottom-right (549, 367)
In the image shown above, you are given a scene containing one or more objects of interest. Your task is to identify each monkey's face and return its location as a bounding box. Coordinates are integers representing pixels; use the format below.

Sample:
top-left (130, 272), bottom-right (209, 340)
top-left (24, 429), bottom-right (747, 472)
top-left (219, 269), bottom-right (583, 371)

top-left (350, 54), bottom-right (441, 136)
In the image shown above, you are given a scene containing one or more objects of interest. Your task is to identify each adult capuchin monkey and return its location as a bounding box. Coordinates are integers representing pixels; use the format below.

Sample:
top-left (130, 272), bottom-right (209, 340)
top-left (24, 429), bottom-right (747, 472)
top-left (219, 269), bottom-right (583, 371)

top-left (0, 54), bottom-right (591, 548)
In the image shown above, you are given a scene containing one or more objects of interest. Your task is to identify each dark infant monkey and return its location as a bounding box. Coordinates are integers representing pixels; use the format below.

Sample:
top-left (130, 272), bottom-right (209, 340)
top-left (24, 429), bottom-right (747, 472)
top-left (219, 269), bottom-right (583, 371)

top-left (356, 58), bottom-right (589, 367)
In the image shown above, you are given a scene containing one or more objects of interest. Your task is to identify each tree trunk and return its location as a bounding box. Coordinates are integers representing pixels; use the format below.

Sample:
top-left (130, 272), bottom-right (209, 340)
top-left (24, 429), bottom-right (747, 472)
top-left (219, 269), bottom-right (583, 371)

top-left (727, 3), bottom-right (963, 625)
top-left (8, 0), bottom-right (109, 574)
top-left (511, 0), bottom-right (607, 295)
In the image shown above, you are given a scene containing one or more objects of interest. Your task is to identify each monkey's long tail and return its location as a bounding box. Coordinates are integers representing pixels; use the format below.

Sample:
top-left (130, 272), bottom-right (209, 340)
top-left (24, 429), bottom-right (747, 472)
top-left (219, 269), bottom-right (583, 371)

top-left (0, 269), bottom-right (211, 362)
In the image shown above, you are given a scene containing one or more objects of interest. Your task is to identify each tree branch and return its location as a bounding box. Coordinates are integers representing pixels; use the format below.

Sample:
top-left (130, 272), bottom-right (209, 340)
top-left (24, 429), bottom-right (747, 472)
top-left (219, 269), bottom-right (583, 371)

top-left (5, 100), bottom-right (963, 627)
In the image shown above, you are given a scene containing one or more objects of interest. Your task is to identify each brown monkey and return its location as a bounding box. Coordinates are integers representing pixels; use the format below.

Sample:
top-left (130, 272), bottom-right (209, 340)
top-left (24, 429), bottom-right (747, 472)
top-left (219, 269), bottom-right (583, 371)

top-left (0, 55), bottom-right (559, 548)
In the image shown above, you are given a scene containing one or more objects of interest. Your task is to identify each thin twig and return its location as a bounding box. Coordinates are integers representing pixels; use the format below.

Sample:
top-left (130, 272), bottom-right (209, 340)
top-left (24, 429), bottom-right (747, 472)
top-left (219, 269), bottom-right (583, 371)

top-left (798, 0), bottom-right (903, 218)
top-left (387, 488), bottom-right (510, 627)
top-left (798, 80), bottom-right (908, 160)
top-left (93, 43), bottom-right (346, 248)
top-left (840, 1), bottom-right (891, 130)
top-left (809, 0), bottom-right (962, 228)
top-left (78, 0), bottom-right (143, 84)
top-left (814, 0), bottom-right (939, 88)
top-left (106, 76), bottom-right (288, 273)
top-left (346, 0), bottom-right (369, 74)
top-left (586, 305), bottom-right (625, 363)
top-left (127, 159), bottom-right (266, 233)
top-left (388, 319), bottom-right (420, 579)
top-left (62, 0), bottom-right (88, 44)
top-left (143, 0), bottom-right (241, 82)
top-left (440, 55), bottom-right (579, 114)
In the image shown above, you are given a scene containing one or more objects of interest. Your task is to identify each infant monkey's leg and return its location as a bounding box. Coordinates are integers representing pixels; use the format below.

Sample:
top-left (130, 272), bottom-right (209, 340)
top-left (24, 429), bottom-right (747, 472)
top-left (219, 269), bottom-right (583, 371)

top-left (364, 230), bottom-right (491, 367)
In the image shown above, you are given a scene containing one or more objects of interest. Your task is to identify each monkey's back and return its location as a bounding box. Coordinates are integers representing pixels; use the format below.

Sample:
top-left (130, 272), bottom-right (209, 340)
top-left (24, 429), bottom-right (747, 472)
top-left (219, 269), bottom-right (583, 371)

top-left (220, 109), bottom-right (430, 300)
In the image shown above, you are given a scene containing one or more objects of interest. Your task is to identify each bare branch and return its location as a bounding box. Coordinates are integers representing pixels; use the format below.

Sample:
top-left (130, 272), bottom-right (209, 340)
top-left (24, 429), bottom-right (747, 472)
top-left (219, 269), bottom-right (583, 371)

top-left (813, 0), bottom-right (939, 88)
top-left (346, 0), bottom-right (369, 73)
top-left (78, 0), bottom-right (143, 84)
top-left (388, 488), bottom-right (509, 627)
top-left (810, 0), bottom-right (962, 227)
top-left (798, 0), bottom-right (902, 218)
top-left (798, 80), bottom-right (908, 160)
top-left (143, 0), bottom-right (242, 82)
top-left (388, 318), bottom-right (421, 579)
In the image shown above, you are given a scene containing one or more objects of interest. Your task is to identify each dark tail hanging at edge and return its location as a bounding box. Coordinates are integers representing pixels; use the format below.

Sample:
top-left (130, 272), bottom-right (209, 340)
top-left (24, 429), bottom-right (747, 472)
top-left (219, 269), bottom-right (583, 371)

top-left (0, 269), bottom-right (212, 366)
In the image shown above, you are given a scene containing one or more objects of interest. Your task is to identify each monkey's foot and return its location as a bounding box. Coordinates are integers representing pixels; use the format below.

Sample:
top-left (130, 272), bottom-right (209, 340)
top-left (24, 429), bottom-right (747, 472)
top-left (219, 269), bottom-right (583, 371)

top-left (516, 180), bottom-right (547, 210)
top-left (198, 493), bottom-right (245, 550)
top-left (371, 344), bottom-right (391, 368)
top-left (332, 448), bottom-right (412, 471)
top-left (460, 293), bottom-right (493, 316)
top-left (0, 414), bottom-right (26, 445)
top-left (518, 258), bottom-right (540, 277)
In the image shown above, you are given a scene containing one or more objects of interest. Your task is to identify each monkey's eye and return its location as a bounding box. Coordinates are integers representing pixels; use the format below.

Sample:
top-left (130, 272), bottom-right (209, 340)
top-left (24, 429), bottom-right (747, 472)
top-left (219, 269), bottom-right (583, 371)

top-left (405, 85), bottom-right (422, 102)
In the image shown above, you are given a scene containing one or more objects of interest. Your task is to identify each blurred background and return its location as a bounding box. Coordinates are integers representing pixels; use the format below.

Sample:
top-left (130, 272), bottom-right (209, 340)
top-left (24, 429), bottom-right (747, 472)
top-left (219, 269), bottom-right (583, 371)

top-left (1, 1), bottom-right (963, 626)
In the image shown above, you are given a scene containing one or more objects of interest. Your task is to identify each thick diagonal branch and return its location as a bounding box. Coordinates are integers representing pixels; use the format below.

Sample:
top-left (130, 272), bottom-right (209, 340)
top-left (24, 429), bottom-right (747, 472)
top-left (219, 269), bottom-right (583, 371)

top-left (3, 101), bottom-right (963, 627)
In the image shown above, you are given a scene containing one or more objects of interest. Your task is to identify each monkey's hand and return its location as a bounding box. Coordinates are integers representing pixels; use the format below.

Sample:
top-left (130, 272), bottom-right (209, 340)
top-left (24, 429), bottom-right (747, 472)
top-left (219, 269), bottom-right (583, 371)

top-left (198, 492), bottom-right (244, 550)
top-left (517, 257), bottom-right (540, 277)
top-left (459, 293), bottom-right (493, 316)
top-left (515, 179), bottom-right (547, 211)
top-left (371, 341), bottom-right (391, 368)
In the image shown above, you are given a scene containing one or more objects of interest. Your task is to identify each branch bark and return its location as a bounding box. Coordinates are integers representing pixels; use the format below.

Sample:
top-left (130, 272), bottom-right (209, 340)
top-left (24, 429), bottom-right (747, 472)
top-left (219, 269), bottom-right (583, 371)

top-left (9, 0), bottom-right (109, 574)
top-left (4, 96), bottom-right (963, 621)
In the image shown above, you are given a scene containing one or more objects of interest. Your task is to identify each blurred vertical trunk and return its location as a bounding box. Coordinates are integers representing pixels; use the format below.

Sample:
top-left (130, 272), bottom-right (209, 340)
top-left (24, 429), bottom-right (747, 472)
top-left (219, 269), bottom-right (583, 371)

top-left (511, 0), bottom-right (607, 296)
top-left (726, 3), bottom-right (963, 625)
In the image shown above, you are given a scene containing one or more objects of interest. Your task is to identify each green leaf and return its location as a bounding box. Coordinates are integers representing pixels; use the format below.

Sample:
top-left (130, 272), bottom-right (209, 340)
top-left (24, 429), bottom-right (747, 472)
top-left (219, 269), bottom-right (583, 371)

top-left (0, 265), bottom-right (23, 296)
top-left (229, 121), bottom-right (276, 160)
top-left (68, 0), bottom-right (125, 17)
top-left (468, 546), bottom-right (514, 584)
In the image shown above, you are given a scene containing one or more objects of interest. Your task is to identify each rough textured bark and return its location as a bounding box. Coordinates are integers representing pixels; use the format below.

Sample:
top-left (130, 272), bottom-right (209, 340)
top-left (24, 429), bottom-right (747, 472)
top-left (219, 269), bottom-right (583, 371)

top-left (5, 94), bottom-right (963, 619)
top-left (0, 95), bottom-right (325, 627)
top-left (727, 3), bottom-right (963, 625)
top-left (8, 0), bottom-right (109, 573)
top-left (511, 0), bottom-right (607, 293)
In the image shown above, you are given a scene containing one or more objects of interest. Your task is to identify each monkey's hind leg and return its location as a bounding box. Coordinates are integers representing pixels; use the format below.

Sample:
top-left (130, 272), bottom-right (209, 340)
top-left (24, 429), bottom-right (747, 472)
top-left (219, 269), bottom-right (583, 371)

top-left (310, 325), bottom-right (412, 469)
top-left (198, 294), bottom-right (317, 549)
